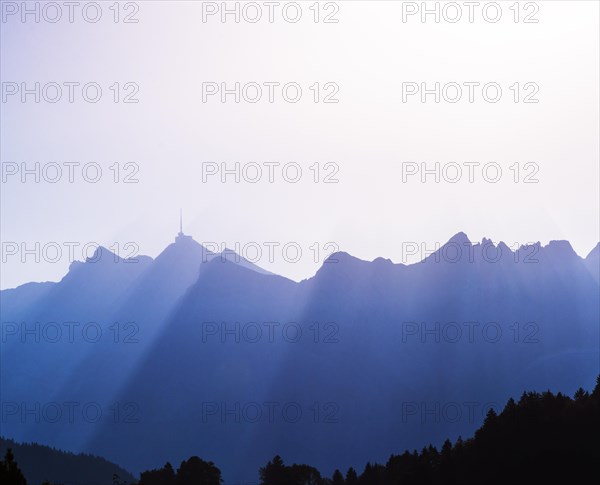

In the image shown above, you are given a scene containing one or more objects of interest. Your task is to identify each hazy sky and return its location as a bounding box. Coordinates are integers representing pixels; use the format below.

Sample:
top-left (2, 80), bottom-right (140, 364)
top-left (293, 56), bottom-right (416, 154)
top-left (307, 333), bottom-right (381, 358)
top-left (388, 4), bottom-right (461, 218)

top-left (1, 0), bottom-right (599, 289)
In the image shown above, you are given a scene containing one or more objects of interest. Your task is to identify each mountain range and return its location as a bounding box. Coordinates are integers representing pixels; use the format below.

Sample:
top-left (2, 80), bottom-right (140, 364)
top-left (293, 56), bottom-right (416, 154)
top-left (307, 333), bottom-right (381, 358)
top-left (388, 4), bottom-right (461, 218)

top-left (1, 231), bottom-right (598, 483)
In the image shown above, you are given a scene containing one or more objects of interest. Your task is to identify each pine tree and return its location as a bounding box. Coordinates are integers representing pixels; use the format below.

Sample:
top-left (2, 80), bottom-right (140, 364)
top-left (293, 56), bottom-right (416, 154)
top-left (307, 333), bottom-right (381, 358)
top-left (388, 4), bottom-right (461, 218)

top-left (0, 448), bottom-right (27, 485)
top-left (345, 467), bottom-right (358, 485)
top-left (331, 469), bottom-right (345, 485)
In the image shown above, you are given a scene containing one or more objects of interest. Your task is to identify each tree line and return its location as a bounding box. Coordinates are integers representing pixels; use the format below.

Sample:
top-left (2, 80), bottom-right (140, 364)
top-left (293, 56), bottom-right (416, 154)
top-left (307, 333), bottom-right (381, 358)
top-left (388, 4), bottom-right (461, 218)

top-left (3, 376), bottom-right (598, 485)
top-left (258, 377), bottom-right (599, 484)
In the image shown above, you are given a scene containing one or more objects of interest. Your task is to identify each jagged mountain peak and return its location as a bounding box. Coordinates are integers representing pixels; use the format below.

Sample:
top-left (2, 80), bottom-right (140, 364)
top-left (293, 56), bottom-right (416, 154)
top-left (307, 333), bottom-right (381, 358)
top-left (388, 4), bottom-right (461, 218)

top-left (446, 231), bottom-right (472, 246)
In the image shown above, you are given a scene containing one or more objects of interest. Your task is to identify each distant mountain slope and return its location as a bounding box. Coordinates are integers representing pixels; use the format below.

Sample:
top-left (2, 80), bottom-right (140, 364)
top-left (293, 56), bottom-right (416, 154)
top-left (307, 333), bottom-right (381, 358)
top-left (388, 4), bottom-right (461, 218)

top-left (0, 437), bottom-right (135, 485)
top-left (585, 243), bottom-right (600, 283)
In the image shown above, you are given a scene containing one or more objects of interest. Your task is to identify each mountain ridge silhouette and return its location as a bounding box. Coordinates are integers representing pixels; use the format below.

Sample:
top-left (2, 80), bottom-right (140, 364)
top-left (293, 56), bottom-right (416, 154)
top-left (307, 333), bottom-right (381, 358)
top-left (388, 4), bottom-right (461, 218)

top-left (1, 231), bottom-right (598, 482)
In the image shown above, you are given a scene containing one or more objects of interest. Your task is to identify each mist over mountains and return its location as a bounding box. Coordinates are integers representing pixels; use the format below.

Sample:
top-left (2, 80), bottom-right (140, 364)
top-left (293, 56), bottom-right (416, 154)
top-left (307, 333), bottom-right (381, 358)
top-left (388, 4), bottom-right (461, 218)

top-left (1, 231), bottom-right (598, 483)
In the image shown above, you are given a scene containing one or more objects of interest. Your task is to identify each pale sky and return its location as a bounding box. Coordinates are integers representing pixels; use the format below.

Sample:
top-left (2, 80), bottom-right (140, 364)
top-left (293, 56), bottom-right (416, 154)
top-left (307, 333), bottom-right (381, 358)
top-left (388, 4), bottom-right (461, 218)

top-left (1, 0), bottom-right (599, 289)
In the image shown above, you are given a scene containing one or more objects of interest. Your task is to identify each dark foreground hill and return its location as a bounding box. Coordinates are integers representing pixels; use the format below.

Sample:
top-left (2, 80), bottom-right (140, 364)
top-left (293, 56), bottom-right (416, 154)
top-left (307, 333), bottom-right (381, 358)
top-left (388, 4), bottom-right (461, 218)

top-left (0, 437), bottom-right (135, 485)
top-left (257, 375), bottom-right (600, 485)
top-left (3, 377), bottom-right (599, 484)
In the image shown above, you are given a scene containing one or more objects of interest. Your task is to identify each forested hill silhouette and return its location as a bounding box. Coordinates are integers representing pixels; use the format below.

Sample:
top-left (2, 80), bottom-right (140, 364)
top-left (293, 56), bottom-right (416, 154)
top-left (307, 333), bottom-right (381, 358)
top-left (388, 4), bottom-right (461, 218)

top-left (138, 457), bottom-right (222, 485)
top-left (0, 437), bottom-right (135, 485)
top-left (3, 377), bottom-right (599, 484)
top-left (256, 376), bottom-right (600, 485)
